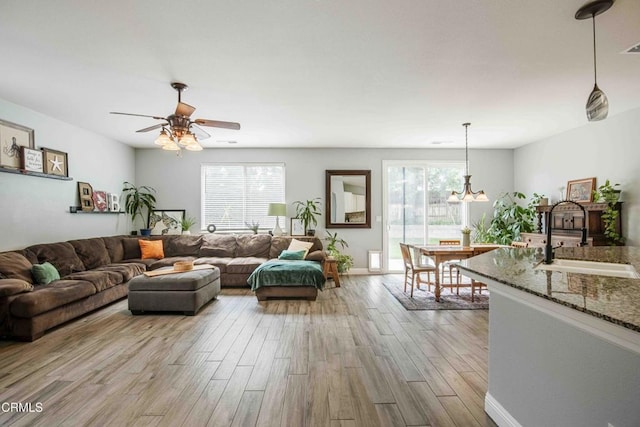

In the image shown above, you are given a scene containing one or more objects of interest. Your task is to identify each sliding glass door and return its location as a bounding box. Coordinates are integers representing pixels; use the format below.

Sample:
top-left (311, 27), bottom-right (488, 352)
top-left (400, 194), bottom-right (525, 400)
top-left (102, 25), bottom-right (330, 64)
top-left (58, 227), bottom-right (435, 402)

top-left (383, 161), bottom-right (467, 272)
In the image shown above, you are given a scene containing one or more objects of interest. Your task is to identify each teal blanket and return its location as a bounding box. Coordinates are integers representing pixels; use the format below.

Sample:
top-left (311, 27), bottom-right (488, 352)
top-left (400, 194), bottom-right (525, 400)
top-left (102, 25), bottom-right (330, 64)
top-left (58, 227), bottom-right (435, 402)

top-left (248, 260), bottom-right (326, 291)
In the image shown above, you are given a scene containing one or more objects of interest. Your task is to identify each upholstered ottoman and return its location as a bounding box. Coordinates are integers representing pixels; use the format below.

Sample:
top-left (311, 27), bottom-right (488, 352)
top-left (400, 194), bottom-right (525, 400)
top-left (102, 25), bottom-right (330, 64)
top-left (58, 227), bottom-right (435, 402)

top-left (128, 265), bottom-right (220, 315)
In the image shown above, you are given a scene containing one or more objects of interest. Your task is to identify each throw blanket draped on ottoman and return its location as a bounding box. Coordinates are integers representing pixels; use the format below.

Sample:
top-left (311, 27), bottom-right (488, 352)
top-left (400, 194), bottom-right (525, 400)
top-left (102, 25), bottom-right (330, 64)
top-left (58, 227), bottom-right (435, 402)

top-left (248, 260), bottom-right (326, 300)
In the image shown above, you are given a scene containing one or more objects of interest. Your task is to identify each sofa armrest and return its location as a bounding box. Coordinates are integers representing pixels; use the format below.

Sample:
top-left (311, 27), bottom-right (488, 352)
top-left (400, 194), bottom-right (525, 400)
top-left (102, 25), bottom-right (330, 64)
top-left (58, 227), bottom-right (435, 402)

top-left (0, 279), bottom-right (34, 297)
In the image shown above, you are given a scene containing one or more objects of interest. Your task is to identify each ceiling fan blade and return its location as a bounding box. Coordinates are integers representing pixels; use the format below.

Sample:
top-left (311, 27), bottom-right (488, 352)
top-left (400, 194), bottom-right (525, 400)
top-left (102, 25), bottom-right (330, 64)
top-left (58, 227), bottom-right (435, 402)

top-left (110, 111), bottom-right (166, 120)
top-left (191, 124), bottom-right (211, 140)
top-left (194, 119), bottom-right (241, 130)
top-left (175, 102), bottom-right (196, 117)
top-left (136, 123), bottom-right (167, 133)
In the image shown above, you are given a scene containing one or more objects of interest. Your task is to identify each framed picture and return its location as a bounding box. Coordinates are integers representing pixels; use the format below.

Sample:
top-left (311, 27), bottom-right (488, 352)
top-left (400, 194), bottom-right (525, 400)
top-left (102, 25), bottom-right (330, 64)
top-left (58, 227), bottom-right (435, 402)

top-left (566, 177), bottom-right (596, 203)
top-left (290, 218), bottom-right (305, 236)
top-left (20, 147), bottom-right (43, 172)
top-left (0, 119), bottom-right (35, 169)
top-left (42, 148), bottom-right (68, 177)
top-left (149, 209), bottom-right (185, 235)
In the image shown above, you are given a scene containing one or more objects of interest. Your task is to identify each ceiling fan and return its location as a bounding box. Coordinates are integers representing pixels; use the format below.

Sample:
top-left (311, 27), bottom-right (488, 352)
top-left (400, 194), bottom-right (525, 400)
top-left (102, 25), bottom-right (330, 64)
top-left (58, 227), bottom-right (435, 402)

top-left (110, 82), bottom-right (241, 152)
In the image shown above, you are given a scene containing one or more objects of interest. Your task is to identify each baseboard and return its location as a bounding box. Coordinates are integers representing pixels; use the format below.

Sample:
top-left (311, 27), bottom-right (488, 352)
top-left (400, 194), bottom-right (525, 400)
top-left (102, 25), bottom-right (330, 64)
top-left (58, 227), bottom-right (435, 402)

top-left (485, 392), bottom-right (521, 427)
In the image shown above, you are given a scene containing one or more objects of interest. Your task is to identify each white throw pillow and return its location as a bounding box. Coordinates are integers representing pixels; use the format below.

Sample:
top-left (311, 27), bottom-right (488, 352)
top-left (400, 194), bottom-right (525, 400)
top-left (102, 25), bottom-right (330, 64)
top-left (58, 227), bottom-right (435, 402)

top-left (287, 238), bottom-right (314, 259)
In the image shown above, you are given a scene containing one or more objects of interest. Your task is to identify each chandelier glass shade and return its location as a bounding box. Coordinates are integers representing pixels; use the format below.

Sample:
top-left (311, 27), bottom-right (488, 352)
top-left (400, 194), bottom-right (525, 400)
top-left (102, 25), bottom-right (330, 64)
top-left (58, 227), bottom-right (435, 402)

top-left (447, 123), bottom-right (489, 203)
top-left (576, 0), bottom-right (614, 122)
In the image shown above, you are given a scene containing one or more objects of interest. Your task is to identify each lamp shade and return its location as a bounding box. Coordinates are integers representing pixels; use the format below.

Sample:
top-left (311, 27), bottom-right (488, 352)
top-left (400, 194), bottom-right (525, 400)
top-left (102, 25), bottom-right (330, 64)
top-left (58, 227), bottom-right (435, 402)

top-left (267, 203), bottom-right (287, 216)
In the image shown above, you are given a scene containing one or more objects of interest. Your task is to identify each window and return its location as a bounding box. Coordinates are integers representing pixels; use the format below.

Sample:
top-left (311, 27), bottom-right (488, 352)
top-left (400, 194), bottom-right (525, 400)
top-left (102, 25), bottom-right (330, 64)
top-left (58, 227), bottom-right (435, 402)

top-left (201, 163), bottom-right (285, 232)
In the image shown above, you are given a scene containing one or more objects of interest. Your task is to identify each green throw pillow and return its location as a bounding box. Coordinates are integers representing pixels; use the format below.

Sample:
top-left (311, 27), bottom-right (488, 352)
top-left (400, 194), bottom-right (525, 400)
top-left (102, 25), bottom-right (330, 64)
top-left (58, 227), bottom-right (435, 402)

top-left (31, 262), bottom-right (61, 285)
top-left (278, 249), bottom-right (307, 260)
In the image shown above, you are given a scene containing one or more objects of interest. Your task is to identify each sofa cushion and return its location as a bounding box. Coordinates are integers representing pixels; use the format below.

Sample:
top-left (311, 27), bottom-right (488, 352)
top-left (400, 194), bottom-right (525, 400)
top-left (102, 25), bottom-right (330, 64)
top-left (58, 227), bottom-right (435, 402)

top-left (122, 238), bottom-right (143, 260)
top-left (226, 257), bottom-right (268, 274)
top-left (194, 257), bottom-right (233, 274)
top-left (148, 256), bottom-right (197, 270)
top-left (102, 236), bottom-right (125, 263)
top-left (236, 235), bottom-right (271, 258)
top-left (163, 235), bottom-right (203, 257)
top-left (96, 263), bottom-right (146, 282)
top-left (0, 279), bottom-right (34, 297)
top-left (0, 251), bottom-right (34, 283)
top-left (121, 258), bottom-right (156, 268)
top-left (139, 240), bottom-right (164, 259)
top-left (68, 238), bottom-right (111, 270)
top-left (199, 234), bottom-right (237, 257)
top-left (64, 270), bottom-right (124, 292)
top-left (287, 239), bottom-right (314, 259)
top-left (26, 242), bottom-right (85, 276)
top-left (31, 262), bottom-right (61, 285)
top-left (10, 279), bottom-right (97, 318)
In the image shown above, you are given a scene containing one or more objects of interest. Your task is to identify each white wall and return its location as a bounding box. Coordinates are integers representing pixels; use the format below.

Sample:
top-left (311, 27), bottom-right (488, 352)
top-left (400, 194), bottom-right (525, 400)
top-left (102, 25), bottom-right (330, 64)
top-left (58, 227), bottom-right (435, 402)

top-left (0, 98), bottom-right (135, 251)
top-left (514, 107), bottom-right (640, 246)
top-left (136, 147), bottom-right (513, 269)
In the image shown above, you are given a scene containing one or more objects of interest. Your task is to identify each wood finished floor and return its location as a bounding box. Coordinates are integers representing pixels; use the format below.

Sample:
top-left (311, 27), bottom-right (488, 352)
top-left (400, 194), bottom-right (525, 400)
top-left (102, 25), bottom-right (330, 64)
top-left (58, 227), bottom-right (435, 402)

top-left (0, 275), bottom-right (496, 427)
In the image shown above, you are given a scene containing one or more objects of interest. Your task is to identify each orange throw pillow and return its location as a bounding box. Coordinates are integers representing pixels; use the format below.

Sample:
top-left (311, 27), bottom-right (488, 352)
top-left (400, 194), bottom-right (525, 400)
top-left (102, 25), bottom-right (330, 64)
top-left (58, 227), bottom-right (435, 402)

top-left (139, 239), bottom-right (164, 260)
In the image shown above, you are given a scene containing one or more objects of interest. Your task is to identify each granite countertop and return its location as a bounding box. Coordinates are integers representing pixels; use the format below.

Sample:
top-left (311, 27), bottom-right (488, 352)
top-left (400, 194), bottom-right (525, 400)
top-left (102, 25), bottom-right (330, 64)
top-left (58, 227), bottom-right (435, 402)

top-left (457, 246), bottom-right (640, 333)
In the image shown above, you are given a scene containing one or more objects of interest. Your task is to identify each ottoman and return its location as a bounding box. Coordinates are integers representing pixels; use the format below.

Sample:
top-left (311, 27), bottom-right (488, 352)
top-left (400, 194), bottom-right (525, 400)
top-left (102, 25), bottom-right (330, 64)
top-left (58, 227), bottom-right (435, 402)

top-left (128, 265), bottom-right (220, 315)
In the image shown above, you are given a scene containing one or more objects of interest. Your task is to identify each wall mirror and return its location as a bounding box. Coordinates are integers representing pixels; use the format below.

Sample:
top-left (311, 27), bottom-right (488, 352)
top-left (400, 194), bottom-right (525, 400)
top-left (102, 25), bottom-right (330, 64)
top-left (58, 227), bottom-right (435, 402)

top-left (325, 170), bottom-right (371, 228)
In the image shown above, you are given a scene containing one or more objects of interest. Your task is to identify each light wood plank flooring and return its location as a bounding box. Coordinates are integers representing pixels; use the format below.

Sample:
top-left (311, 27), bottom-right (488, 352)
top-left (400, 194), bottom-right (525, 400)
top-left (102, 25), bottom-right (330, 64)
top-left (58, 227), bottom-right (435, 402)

top-left (0, 275), bottom-right (496, 426)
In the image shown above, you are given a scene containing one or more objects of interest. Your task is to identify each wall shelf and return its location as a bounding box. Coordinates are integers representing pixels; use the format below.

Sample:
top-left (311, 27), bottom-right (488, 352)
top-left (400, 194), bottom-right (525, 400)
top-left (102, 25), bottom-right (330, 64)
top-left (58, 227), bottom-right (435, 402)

top-left (69, 207), bottom-right (124, 214)
top-left (0, 166), bottom-right (72, 181)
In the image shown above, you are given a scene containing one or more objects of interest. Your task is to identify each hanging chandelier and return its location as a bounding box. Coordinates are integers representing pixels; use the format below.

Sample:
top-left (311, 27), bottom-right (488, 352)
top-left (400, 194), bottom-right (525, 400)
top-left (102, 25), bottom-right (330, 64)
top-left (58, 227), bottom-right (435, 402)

top-left (447, 123), bottom-right (489, 203)
top-left (575, 0), bottom-right (614, 122)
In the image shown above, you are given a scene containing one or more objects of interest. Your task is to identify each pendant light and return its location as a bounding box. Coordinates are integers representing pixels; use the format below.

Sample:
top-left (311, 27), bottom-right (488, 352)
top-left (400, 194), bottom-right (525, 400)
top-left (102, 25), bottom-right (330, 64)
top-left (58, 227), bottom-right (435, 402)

top-left (447, 123), bottom-right (489, 203)
top-left (575, 0), bottom-right (614, 122)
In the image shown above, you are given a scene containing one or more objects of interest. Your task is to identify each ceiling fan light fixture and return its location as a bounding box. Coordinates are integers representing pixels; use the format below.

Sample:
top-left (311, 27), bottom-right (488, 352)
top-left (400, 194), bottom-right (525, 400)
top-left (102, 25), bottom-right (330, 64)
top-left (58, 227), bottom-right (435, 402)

top-left (154, 129), bottom-right (173, 146)
top-left (161, 141), bottom-right (180, 151)
top-left (179, 132), bottom-right (197, 147)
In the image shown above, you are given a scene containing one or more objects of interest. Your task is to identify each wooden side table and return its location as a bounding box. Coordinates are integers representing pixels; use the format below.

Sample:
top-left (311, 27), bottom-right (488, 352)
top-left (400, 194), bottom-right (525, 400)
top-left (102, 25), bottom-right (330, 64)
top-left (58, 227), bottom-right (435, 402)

top-left (323, 256), bottom-right (341, 287)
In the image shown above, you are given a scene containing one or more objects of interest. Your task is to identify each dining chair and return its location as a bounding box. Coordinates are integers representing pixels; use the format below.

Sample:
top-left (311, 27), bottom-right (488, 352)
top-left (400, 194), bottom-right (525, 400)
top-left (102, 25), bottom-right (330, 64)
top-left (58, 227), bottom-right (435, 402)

top-left (399, 243), bottom-right (436, 297)
top-left (439, 239), bottom-right (462, 292)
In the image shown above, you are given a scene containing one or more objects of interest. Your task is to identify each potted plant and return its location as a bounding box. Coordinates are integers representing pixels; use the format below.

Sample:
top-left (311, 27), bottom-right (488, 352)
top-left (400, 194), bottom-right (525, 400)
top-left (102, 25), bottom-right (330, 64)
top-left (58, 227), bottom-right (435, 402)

top-left (244, 220), bottom-right (260, 234)
top-left (294, 198), bottom-right (322, 236)
top-left (487, 192), bottom-right (543, 245)
top-left (180, 215), bottom-right (196, 235)
top-left (461, 226), bottom-right (471, 247)
top-left (121, 182), bottom-right (157, 236)
top-left (592, 180), bottom-right (623, 245)
top-left (324, 231), bottom-right (354, 274)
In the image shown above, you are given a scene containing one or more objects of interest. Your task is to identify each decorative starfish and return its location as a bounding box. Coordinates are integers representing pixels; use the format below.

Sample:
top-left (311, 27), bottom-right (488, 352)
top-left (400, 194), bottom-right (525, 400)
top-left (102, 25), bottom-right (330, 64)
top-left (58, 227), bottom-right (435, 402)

top-left (49, 155), bottom-right (63, 172)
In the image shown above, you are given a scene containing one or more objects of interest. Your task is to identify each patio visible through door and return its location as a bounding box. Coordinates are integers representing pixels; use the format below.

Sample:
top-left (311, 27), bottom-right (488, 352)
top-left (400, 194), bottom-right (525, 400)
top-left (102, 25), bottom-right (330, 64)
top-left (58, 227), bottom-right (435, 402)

top-left (384, 161), bottom-right (467, 272)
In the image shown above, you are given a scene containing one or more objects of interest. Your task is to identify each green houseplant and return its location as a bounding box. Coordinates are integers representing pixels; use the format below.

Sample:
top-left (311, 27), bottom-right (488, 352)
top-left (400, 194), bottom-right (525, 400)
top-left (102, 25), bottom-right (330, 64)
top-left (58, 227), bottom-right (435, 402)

top-left (294, 198), bottom-right (322, 236)
top-left (180, 215), bottom-right (197, 234)
top-left (324, 231), bottom-right (354, 274)
top-left (487, 192), bottom-right (543, 245)
top-left (592, 180), bottom-right (623, 245)
top-left (121, 182), bottom-right (157, 236)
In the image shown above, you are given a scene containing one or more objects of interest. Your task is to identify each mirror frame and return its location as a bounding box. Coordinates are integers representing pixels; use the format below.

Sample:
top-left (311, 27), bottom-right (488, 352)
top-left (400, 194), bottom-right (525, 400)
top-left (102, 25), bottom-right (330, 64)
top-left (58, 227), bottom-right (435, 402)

top-left (325, 169), bottom-right (371, 229)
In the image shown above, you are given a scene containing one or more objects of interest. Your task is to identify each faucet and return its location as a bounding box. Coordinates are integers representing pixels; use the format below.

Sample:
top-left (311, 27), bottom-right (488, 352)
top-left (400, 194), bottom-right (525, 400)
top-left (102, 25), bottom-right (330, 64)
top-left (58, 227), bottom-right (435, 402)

top-left (544, 200), bottom-right (588, 264)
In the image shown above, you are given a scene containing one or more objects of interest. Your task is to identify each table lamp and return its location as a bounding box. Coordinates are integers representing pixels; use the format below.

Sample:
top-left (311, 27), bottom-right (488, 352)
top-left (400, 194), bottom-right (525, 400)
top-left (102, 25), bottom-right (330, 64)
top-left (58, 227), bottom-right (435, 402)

top-left (267, 203), bottom-right (287, 236)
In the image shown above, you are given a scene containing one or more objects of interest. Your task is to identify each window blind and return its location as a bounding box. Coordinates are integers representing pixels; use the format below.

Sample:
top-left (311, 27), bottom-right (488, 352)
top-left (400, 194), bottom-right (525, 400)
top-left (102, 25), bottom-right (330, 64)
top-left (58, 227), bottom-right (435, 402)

top-left (201, 163), bottom-right (285, 231)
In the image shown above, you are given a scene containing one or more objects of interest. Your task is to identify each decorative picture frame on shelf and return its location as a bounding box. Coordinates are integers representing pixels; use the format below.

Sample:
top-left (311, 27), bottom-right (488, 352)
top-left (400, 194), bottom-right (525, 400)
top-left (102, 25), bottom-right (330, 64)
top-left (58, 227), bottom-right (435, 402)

top-left (20, 147), bottom-right (43, 172)
top-left (290, 218), bottom-right (305, 236)
top-left (42, 148), bottom-right (68, 177)
top-left (0, 119), bottom-right (35, 169)
top-left (566, 177), bottom-right (596, 203)
top-left (77, 182), bottom-right (95, 211)
top-left (149, 209), bottom-right (185, 235)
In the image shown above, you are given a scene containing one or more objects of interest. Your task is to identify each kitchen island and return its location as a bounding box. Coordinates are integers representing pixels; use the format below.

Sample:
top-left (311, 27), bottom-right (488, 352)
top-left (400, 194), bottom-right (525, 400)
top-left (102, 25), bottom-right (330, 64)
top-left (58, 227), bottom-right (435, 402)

top-left (457, 246), bottom-right (640, 427)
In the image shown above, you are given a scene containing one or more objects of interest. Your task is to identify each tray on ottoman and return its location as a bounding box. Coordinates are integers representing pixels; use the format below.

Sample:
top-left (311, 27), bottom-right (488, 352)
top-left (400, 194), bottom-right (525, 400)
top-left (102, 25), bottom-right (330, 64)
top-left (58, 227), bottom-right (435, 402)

top-left (128, 265), bottom-right (220, 315)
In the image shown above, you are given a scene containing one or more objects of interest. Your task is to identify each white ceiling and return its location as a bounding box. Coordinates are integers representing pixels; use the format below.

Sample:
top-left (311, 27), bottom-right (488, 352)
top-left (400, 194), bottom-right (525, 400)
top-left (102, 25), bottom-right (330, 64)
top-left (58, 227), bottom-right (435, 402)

top-left (0, 0), bottom-right (639, 149)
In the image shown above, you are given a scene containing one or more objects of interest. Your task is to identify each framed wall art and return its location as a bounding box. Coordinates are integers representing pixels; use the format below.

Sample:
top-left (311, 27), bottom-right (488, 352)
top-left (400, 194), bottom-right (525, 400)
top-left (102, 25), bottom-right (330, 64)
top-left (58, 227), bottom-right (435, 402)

top-left (20, 147), bottom-right (43, 172)
top-left (566, 177), bottom-right (596, 203)
top-left (149, 209), bottom-right (185, 235)
top-left (290, 218), bottom-right (305, 236)
top-left (43, 148), bottom-right (68, 177)
top-left (0, 119), bottom-right (35, 169)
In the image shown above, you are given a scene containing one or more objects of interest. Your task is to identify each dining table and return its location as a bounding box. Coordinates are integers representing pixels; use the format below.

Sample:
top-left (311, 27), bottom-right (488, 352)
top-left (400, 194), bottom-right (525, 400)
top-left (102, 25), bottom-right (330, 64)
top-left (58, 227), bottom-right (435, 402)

top-left (413, 244), bottom-right (503, 302)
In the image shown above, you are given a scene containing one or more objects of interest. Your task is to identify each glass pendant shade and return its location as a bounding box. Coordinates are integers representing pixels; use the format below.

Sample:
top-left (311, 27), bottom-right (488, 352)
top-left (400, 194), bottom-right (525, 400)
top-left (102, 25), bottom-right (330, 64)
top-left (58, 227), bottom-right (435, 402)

top-left (179, 132), bottom-right (197, 147)
top-left (586, 83), bottom-right (609, 121)
top-left (154, 129), bottom-right (173, 146)
top-left (161, 141), bottom-right (180, 151)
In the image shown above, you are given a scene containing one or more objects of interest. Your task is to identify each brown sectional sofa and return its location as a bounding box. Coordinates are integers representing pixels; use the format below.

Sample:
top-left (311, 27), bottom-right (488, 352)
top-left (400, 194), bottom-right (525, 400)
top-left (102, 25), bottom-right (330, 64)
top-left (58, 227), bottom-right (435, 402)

top-left (0, 234), bottom-right (324, 341)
